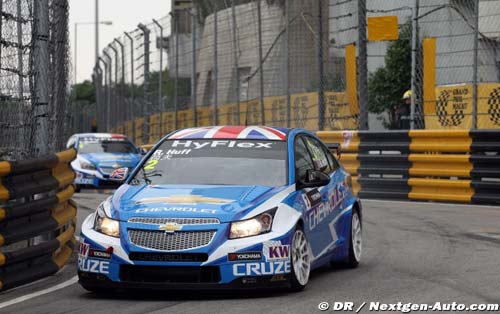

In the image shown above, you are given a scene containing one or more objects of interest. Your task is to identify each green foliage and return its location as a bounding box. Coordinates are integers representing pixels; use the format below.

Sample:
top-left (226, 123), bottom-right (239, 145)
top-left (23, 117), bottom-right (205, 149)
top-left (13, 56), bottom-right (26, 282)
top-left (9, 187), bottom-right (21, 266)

top-left (73, 80), bottom-right (95, 103)
top-left (368, 23), bottom-right (412, 114)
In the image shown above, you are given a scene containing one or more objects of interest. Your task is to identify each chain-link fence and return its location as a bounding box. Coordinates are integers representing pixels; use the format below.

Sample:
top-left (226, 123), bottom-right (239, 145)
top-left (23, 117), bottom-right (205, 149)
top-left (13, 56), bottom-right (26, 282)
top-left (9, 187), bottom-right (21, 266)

top-left (94, 0), bottom-right (500, 144)
top-left (0, 0), bottom-right (72, 160)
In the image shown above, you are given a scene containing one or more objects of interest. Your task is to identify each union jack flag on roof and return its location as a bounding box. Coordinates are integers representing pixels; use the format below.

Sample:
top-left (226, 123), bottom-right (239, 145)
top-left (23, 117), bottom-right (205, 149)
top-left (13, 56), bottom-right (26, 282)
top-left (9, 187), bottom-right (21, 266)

top-left (168, 126), bottom-right (289, 141)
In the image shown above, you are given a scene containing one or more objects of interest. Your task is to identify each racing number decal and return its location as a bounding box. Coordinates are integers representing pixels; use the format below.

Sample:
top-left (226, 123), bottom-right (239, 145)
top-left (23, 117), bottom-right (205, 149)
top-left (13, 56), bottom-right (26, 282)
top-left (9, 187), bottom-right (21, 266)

top-left (144, 159), bottom-right (158, 170)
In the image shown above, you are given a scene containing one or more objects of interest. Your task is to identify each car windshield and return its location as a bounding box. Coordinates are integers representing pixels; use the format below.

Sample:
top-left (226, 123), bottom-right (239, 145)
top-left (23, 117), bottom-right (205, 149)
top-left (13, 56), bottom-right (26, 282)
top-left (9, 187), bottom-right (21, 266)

top-left (78, 138), bottom-right (138, 154)
top-left (130, 139), bottom-right (287, 186)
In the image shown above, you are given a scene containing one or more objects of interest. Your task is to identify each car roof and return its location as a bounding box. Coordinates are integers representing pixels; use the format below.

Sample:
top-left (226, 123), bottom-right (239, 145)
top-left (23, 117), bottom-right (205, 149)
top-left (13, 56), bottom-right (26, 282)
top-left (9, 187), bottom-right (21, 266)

top-left (168, 126), bottom-right (292, 141)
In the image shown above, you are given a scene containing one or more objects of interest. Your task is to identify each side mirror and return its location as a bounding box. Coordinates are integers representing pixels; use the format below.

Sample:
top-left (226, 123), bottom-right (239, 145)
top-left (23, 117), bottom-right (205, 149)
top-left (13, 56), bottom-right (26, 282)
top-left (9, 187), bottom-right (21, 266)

top-left (327, 143), bottom-right (341, 159)
top-left (109, 167), bottom-right (129, 182)
top-left (140, 148), bottom-right (147, 155)
top-left (297, 169), bottom-right (331, 189)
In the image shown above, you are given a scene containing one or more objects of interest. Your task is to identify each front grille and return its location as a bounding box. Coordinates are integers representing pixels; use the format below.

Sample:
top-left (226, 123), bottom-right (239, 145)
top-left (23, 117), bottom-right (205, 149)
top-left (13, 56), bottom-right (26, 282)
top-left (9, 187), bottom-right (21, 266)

top-left (129, 252), bottom-right (208, 262)
top-left (128, 229), bottom-right (216, 251)
top-left (99, 167), bottom-right (115, 175)
top-left (120, 265), bottom-right (221, 283)
top-left (128, 217), bottom-right (220, 225)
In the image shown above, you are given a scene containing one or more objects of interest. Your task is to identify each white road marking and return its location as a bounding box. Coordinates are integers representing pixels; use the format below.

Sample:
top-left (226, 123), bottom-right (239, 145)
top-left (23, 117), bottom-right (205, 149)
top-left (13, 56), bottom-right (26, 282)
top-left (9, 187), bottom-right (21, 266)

top-left (364, 198), bottom-right (500, 209)
top-left (0, 276), bottom-right (78, 310)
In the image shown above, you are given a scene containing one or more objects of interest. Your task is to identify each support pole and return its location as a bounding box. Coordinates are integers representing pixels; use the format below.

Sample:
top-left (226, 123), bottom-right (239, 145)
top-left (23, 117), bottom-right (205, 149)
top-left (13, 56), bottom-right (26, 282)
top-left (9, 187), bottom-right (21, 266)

top-left (33, 0), bottom-right (49, 156)
top-left (357, 0), bottom-right (369, 130)
top-left (191, 5), bottom-right (198, 126)
top-left (410, 0), bottom-right (419, 129)
top-left (231, 0), bottom-right (240, 125)
top-left (213, 3), bottom-right (219, 125)
top-left (472, 0), bottom-right (479, 129)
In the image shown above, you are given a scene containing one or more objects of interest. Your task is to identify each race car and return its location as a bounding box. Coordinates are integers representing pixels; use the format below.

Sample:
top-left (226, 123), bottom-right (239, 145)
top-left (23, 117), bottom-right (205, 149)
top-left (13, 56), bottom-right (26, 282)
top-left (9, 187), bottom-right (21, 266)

top-left (78, 126), bottom-right (362, 292)
top-left (67, 133), bottom-right (142, 191)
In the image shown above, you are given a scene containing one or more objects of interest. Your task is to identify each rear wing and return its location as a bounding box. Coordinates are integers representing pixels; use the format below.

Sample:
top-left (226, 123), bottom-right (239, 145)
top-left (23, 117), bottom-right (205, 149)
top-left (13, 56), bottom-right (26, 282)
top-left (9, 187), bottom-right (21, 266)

top-left (326, 143), bottom-right (342, 159)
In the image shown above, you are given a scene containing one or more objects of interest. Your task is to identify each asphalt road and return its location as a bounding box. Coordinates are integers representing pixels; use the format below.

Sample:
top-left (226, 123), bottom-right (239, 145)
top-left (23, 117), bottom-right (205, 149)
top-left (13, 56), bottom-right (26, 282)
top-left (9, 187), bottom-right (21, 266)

top-left (1, 192), bottom-right (500, 314)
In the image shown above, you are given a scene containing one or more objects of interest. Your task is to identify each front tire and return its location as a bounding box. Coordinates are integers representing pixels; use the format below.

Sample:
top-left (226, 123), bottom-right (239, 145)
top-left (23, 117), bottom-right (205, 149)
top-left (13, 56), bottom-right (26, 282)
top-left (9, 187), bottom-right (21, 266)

top-left (290, 226), bottom-right (311, 292)
top-left (347, 209), bottom-right (362, 268)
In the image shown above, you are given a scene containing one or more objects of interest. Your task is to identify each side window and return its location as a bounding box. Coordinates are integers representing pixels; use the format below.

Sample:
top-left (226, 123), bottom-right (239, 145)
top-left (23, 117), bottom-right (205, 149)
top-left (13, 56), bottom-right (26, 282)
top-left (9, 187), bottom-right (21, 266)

top-left (294, 137), bottom-right (315, 182)
top-left (66, 136), bottom-right (76, 149)
top-left (321, 145), bottom-right (339, 174)
top-left (303, 137), bottom-right (330, 173)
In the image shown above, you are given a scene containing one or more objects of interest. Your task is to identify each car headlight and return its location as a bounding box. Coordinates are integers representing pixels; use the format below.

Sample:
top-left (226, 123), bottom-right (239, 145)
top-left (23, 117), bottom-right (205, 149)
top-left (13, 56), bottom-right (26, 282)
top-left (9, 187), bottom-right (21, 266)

top-left (80, 160), bottom-right (96, 170)
top-left (229, 208), bottom-right (276, 239)
top-left (94, 201), bottom-right (120, 237)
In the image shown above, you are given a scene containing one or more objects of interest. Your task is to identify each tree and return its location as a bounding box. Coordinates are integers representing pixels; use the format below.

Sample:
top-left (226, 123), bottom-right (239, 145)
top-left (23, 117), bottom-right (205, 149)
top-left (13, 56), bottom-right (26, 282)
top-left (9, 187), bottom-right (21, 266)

top-left (73, 80), bottom-right (95, 103)
top-left (368, 22), bottom-right (412, 128)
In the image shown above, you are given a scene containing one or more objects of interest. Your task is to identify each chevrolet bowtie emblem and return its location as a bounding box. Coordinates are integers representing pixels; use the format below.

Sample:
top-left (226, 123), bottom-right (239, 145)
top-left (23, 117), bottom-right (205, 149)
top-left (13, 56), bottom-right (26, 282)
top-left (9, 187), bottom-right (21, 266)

top-left (159, 223), bottom-right (182, 233)
top-left (112, 164), bottom-right (122, 169)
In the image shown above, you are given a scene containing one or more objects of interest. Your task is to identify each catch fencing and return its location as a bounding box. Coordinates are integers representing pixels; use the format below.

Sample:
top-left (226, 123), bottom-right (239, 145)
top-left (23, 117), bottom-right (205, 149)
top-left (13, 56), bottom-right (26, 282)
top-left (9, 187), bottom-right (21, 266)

top-left (0, 0), bottom-right (72, 160)
top-left (94, 0), bottom-right (500, 138)
top-left (0, 149), bottom-right (76, 291)
top-left (317, 129), bottom-right (500, 205)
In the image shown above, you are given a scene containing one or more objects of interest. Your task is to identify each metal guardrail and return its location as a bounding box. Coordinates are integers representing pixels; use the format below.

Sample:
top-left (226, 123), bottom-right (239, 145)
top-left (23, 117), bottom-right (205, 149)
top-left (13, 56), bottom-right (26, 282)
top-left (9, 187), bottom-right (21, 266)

top-left (0, 149), bottom-right (77, 291)
top-left (317, 130), bottom-right (500, 205)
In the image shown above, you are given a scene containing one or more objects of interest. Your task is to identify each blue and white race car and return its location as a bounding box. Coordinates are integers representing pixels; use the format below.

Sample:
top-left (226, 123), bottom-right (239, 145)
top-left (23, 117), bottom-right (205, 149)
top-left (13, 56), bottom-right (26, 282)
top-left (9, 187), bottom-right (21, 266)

top-left (67, 133), bottom-right (142, 191)
top-left (78, 126), bottom-right (362, 292)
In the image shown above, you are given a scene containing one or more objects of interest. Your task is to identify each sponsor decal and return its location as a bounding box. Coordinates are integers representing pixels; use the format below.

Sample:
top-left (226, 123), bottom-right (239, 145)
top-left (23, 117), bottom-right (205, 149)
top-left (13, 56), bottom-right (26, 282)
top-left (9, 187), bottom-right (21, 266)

top-left (301, 188), bottom-right (322, 209)
top-left (136, 195), bottom-right (233, 205)
top-left (270, 274), bottom-right (287, 282)
top-left (78, 258), bottom-right (110, 274)
top-left (109, 167), bottom-right (128, 181)
top-left (159, 222), bottom-right (182, 233)
top-left (78, 241), bottom-right (90, 259)
top-left (232, 261), bottom-right (291, 276)
top-left (135, 207), bottom-right (218, 214)
top-left (171, 140), bottom-right (273, 149)
top-left (263, 241), bottom-right (290, 261)
top-left (307, 181), bottom-right (348, 230)
top-left (88, 248), bottom-right (112, 260)
top-left (228, 252), bottom-right (263, 262)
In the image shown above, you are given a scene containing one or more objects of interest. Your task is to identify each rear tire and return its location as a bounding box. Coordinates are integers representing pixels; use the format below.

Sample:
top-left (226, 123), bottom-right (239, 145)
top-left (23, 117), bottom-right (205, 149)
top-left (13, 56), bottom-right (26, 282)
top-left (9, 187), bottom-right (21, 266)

top-left (75, 184), bottom-right (81, 193)
top-left (290, 226), bottom-right (311, 292)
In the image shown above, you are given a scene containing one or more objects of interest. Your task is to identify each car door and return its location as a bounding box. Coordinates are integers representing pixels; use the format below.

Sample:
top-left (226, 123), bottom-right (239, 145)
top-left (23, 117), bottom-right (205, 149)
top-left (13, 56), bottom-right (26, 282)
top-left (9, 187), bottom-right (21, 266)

top-left (300, 136), bottom-right (344, 259)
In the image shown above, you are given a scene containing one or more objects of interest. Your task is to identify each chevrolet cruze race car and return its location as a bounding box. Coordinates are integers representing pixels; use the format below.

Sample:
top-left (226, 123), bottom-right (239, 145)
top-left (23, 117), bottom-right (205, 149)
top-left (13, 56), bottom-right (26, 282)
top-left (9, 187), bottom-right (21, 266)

top-left (67, 133), bottom-right (142, 191)
top-left (78, 126), bottom-right (362, 292)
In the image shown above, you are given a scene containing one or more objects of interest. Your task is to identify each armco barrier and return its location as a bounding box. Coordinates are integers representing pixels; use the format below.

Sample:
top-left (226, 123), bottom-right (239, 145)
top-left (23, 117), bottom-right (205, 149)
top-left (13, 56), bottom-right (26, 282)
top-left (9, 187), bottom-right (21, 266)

top-left (0, 149), bottom-right (77, 291)
top-left (317, 130), bottom-right (500, 205)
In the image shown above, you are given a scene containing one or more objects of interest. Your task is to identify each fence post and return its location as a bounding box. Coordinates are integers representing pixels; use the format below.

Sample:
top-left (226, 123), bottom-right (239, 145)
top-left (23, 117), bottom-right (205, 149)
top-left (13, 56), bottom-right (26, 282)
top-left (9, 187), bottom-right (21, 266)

top-left (153, 19), bottom-right (164, 113)
top-left (114, 38), bottom-right (126, 126)
top-left (124, 32), bottom-right (134, 124)
top-left (16, 0), bottom-right (25, 153)
top-left (410, 0), bottom-right (419, 129)
top-left (191, 5), bottom-right (198, 126)
top-left (103, 50), bottom-right (112, 131)
top-left (230, 0), bottom-right (240, 125)
top-left (257, 0), bottom-right (265, 125)
top-left (285, 0), bottom-right (291, 128)
top-left (108, 44), bottom-right (119, 130)
top-left (316, 0), bottom-right (325, 131)
top-left (472, 0), bottom-right (479, 130)
top-left (33, 0), bottom-right (50, 156)
top-left (213, 2), bottom-right (219, 125)
top-left (138, 23), bottom-right (150, 143)
top-left (357, 0), bottom-right (369, 130)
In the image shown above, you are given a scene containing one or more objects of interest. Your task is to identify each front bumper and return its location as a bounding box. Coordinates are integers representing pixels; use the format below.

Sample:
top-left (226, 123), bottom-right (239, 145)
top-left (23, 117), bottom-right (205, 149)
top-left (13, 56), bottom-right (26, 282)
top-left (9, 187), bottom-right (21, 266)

top-left (78, 217), bottom-right (295, 290)
top-left (74, 170), bottom-right (121, 188)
